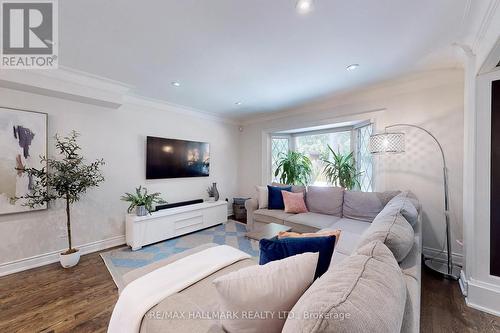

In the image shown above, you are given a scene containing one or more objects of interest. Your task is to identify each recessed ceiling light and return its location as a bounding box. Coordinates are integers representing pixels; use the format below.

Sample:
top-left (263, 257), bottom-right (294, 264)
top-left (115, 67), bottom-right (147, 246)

top-left (346, 64), bottom-right (360, 71)
top-left (296, 0), bottom-right (313, 14)
top-left (235, 101), bottom-right (242, 106)
top-left (171, 81), bottom-right (181, 87)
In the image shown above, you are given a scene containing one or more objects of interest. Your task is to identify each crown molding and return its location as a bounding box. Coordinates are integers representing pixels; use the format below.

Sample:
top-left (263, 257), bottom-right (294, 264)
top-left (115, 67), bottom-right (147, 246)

top-left (239, 68), bottom-right (463, 126)
top-left (0, 66), bottom-right (238, 125)
top-left (123, 94), bottom-right (239, 126)
top-left (472, 0), bottom-right (500, 52)
top-left (0, 66), bottom-right (131, 108)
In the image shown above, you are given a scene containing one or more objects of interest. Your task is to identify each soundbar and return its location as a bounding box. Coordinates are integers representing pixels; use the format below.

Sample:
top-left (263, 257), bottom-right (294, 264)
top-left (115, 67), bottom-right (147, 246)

top-left (155, 199), bottom-right (204, 211)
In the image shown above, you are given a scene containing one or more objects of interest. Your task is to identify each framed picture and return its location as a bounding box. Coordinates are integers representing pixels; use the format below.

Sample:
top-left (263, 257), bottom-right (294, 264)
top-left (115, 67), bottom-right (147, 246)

top-left (0, 107), bottom-right (48, 215)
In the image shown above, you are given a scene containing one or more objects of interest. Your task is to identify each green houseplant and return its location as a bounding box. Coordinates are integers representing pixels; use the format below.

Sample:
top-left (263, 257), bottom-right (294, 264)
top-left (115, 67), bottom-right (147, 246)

top-left (322, 145), bottom-right (362, 190)
top-left (274, 151), bottom-right (312, 185)
top-left (121, 186), bottom-right (165, 216)
top-left (15, 131), bottom-right (105, 268)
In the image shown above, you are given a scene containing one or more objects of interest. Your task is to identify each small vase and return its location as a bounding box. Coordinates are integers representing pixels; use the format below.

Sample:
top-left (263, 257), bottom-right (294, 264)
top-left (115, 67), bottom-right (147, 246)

top-left (212, 182), bottom-right (219, 201)
top-left (136, 205), bottom-right (148, 216)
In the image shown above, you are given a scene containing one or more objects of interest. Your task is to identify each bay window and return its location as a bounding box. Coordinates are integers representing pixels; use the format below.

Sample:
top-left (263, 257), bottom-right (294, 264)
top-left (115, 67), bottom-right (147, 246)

top-left (270, 122), bottom-right (373, 191)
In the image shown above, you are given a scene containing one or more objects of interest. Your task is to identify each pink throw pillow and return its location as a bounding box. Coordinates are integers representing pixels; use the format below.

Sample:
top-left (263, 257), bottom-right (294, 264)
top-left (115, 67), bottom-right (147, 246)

top-left (282, 190), bottom-right (308, 214)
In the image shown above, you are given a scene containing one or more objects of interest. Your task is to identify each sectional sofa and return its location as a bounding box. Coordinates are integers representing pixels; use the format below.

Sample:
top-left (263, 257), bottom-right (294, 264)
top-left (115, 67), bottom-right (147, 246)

top-left (120, 187), bottom-right (422, 333)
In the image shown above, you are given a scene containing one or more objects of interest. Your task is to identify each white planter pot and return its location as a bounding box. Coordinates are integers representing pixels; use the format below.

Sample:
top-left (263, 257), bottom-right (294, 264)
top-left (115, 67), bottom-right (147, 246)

top-left (59, 249), bottom-right (80, 268)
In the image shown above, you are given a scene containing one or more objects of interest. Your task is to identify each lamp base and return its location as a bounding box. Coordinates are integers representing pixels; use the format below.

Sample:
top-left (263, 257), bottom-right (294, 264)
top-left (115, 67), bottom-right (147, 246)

top-left (423, 257), bottom-right (460, 280)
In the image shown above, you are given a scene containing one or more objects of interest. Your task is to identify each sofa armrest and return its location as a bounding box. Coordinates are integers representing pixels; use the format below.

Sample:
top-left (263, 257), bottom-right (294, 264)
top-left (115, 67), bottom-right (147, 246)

top-left (245, 198), bottom-right (259, 231)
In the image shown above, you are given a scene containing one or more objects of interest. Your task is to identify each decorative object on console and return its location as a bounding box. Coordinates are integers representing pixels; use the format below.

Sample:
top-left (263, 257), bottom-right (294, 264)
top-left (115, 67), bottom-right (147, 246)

top-left (206, 182), bottom-right (219, 202)
top-left (0, 107), bottom-right (47, 215)
top-left (274, 151), bottom-right (312, 185)
top-left (14, 131), bottom-right (105, 268)
top-left (267, 185), bottom-right (291, 210)
top-left (369, 123), bottom-right (460, 279)
top-left (321, 145), bottom-right (362, 190)
top-left (281, 190), bottom-right (308, 213)
top-left (121, 186), bottom-right (166, 216)
top-left (259, 235), bottom-right (337, 278)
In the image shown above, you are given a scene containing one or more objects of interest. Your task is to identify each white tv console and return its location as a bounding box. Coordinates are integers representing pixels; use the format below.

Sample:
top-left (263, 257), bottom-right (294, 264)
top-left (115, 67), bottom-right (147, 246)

top-left (126, 200), bottom-right (228, 251)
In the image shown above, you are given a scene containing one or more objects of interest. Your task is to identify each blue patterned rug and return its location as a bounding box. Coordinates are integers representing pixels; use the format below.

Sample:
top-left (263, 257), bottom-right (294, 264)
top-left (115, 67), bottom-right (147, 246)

top-left (100, 220), bottom-right (259, 288)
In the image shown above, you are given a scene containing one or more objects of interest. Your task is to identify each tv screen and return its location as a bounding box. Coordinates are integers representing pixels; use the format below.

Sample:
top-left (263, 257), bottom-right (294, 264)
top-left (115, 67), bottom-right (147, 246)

top-left (146, 136), bottom-right (210, 179)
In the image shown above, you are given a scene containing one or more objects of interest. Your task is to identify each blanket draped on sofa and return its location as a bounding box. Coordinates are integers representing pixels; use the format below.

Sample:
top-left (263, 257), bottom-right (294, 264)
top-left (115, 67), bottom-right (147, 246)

top-left (107, 245), bottom-right (251, 333)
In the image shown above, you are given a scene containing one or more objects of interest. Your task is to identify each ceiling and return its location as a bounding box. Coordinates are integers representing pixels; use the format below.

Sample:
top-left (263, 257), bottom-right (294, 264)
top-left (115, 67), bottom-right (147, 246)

top-left (59, 0), bottom-right (470, 119)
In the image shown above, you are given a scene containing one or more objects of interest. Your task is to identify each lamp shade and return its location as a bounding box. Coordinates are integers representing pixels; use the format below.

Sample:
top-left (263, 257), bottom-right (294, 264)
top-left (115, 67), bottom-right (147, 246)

top-left (369, 132), bottom-right (405, 154)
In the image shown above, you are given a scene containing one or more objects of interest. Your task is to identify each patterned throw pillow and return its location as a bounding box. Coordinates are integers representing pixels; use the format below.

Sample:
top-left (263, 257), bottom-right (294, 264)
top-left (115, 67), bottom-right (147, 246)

top-left (281, 191), bottom-right (308, 213)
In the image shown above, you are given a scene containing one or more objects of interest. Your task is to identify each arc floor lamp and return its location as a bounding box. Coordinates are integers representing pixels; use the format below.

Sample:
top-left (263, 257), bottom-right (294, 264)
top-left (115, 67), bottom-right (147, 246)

top-left (369, 123), bottom-right (460, 280)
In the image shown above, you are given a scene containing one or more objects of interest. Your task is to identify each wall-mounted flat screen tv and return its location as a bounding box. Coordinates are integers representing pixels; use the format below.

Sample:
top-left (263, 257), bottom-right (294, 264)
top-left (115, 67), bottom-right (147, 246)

top-left (146, 136), bottom-right (210, 179)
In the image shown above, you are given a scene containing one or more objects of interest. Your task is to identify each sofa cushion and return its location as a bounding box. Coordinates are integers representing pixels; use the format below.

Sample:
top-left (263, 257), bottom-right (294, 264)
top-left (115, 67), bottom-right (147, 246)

top-left (381, 191), bottom-right (419, 227)
top-left (357, 213), bottom-right (414, 262)
top-left (401, 273), bottom-right (420, 333)
top-left (282, 241), bottom-right (406, 333)
top-left (255, 186), bottom-right (268, 209)
top-left (253, 209), bottom-right (293, 225)
top-left (272, 182), bottom-right (306, 195)
top-left (284, 212), bottom-right (341, 233)
top-left (282, 191), bottom-right (308, 213)
top-left (305, 186), bottom-right (344, 216)
top-left (268, 185), bottom-right (292, 210)
top-left (213, 252), bottom-right (318, 333)
top-left (259, 236), bottom-right (336, 278)
top-left (140, 259), bottom-right (255, 333)
top-left (328, 217), bottom-right (373, 235)
top-left (343, 190), bottom-right (400, 222)
top-left (320, 218), bottom-right (372, 257)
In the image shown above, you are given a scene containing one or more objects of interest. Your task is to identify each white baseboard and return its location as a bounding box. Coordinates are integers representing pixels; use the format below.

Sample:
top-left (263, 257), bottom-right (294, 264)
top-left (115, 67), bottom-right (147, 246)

top-left (459, 269), bottom-right (468, 296)
top-left (465, 278), bottom-right (500, 317)
top-left (422, 246), bottom-right (463, 266)
top-left (0, 235), bottom-right (125, 277)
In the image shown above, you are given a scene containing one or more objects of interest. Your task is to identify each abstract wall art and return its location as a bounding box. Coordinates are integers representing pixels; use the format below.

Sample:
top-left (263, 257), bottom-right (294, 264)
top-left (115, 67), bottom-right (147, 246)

top-left (0, 107), bottom-right (47, 215)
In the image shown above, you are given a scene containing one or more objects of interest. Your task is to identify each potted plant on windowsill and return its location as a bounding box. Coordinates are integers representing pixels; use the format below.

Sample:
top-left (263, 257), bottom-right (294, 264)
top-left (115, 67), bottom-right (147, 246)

top-left (121, 186), bottom-right (166, 216)
top-left (274, 151), bottom-right (312, 185)
top-left (322, 145), bottom-right (362, 190)
top-left (14, 131), bottom-right (105, 268)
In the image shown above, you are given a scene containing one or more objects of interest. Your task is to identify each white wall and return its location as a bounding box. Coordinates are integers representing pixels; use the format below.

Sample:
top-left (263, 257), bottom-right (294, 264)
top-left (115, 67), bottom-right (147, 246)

top-left (238, 69), bottom-right (464, 258)
top-left (0, 87), bottom-right (240, 266)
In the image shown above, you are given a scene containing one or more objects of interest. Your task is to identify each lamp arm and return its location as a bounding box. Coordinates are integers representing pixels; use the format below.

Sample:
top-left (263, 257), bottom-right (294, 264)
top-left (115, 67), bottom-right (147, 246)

top-left (385, 124), bottom-right (446, 170)
top-left (385, 123), bottom-right (454, 275)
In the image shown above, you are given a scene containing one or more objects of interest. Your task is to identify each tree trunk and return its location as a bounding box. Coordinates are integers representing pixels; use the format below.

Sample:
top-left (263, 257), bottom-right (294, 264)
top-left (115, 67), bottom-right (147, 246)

top-left (66, 194), bottom-right (72, 251)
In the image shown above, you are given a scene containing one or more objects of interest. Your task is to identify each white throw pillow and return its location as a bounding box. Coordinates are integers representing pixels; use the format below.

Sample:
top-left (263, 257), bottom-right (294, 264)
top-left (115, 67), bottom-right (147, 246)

top-left (255, 185), bottom-right (268, 209)
top-left (213, 252), bottom-right (319, 333)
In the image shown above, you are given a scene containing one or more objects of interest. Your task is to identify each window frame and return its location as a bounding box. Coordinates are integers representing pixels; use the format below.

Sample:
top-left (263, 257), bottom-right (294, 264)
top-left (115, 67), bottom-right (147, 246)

top-left (269, 121), bottom-right (374, 190)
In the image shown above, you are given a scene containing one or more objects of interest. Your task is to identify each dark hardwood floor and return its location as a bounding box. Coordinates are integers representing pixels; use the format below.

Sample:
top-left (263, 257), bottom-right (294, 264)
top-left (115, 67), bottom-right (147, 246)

top-left (0, 250), bottom-right (499, 333)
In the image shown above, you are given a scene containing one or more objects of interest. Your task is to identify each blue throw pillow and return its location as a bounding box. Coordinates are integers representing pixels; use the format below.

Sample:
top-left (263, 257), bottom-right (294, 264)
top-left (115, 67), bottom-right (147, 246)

top-left (267, 185), bottom-right (292, 210)
top-left (259, 236), bottom-right (336, 278)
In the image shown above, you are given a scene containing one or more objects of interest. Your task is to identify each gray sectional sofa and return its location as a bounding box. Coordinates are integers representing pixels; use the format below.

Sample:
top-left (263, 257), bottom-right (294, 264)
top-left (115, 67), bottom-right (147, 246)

top-left (133, 187), bottom-right (421, 333)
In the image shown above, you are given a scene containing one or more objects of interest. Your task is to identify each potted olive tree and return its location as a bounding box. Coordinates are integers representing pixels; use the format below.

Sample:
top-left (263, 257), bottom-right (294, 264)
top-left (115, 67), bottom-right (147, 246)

top-left (15, 131), bottom-right (105, 268)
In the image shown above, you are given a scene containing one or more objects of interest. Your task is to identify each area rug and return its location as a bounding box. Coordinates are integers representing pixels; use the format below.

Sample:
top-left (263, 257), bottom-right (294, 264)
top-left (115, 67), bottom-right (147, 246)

top-left (100, 220), bottom-right (259, 289)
